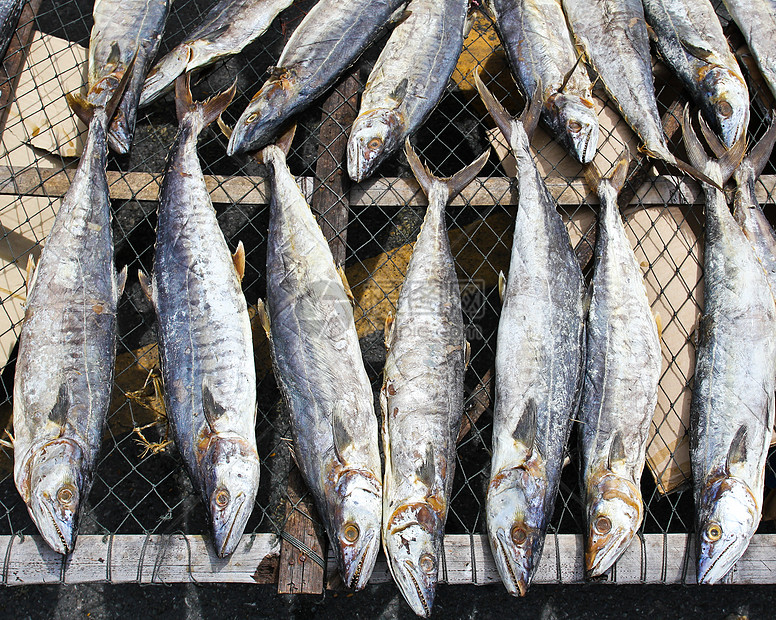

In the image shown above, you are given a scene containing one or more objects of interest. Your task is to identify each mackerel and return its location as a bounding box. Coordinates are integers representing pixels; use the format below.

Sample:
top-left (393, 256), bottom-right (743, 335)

top-left (683, 108), bottom-right (776, 584)
top-left (475, 73), bottom-right (586, 596)
top-left (227, 0), bottom-right (408, 155)
top-left (139, 0), bottom-right (293, 107)
top-left (486, 0), bottom-right (599, 163)
top-left (0, 0), bottom-right (23, 61)
top-left (256, 127), bottom-right (382, 589)
top-left (77, 0), bottom-right (171, 153)
top-left (381, 140), bottom-right (488, 617)
top-left (139, 76), bottom-right (259, 558)
top-left (578, 154), bottom-right (662, 577)
top-left (347, 0), bottom-right (467, 182)
top-left (12, 77), bottom-right (130, 555)
top-left (562, 0), bottom-right (714, 185)
top-left (722, 0), bottom-right (776, 101)
top-left (643, 0), bottom-right (749, 147)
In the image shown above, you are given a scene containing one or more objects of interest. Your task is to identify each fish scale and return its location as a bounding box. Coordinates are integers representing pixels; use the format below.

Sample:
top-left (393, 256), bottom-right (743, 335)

top-left (722, 0), bottom-right (776, 101)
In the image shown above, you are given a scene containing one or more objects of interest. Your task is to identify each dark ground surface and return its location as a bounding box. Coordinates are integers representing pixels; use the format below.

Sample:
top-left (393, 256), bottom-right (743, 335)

top-left (1, 582), bottom-right (776, 619)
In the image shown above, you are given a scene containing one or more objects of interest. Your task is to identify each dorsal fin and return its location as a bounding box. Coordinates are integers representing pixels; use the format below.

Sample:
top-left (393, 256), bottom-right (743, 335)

top-left (49, 382), bottom-right (70, 425)
top-left (725, 426), bottom-right (748, 474)
top-left (607, 433), bottom-right (626, 471)
top-left (202, 380), bottom-right (228, 433)
top-left (332, 400), bottom-right (353, 464)
top-left (25, 254), bottom-right (37, 297)
top-left (138, 270), bottom-right (154, 304)
top-left (256, 298), bottom-right (271, 339)
top-left (417, 443), bottom-right (435, 489)
top-left (498, 270), bottom-right (506, 303)
top-left (232, 241), bottom-right (245, 281)
top-left (116, 265), bottom-right (128, 299)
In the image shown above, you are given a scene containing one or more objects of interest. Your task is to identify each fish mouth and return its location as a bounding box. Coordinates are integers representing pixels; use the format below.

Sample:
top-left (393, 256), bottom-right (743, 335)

top-left (402, 559), bottom-right (432, 618)
top-left (697, 538), bottom-right (739, 585)
top-left (585, 527), bottom-right (635, 578)
top-left (108, 126), bottom-right (131, 155)
top-left (345, 530), bottom-right (377, 590)
top-left (494, 530), bottom-right (527, 596)
top-left (42, 501), bottom-right (72, 555)
top-left (215, 494), bottom-right (247, 558)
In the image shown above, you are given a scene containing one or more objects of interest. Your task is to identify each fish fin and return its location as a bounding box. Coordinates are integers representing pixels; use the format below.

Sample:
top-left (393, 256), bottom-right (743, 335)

top-left (202, 379), bottom-right (228, 433)
top-left (745, 116), bottom-right (776, 179)
top-left (417, 443), bottom-right (435, 488)
top-left (175, 73), bottom-right (237, 133)
top-left (116, 265), bottom-right (128, 299)
top-left (275, 123), bottom-right (297, 157)
top-left (217, 116), bottom-right (233, 141)
top-left (512, 398), bottom-right (537, 458)
top-left (680, 106), bottom-right (736, 188)
top-left (389, 77), bottom-right (408, 104)
top-left (669, 154), bottom-right (724, 190)
top-left (559, 55), bottom-right (583, 94)
top-left (681, 106), bottom-right (709, 172)
top-left (645, 23), bottom-right (657, 42)
top-left (654, 312), bottom-right (663, 342)
top-left (331, 400), bottom-right (353, 464)
top-left (384, 312), bottom-right (394, 349)
top-left (609, 151), bottom-right (631, 194)
top-left (256, 298), bottom-right (271, 339)
top-left (25, 254), bottom-right (37, 297)
top-left (66, 93), bottom-right (94, 126)
top-left (698, 113), bottom-right (726, 159)
top-left (389, 7), bottom-right (412, 27)
top-left (473, 69), bottom-right (514, 145)
top-left (202, 23), bottom-right (230, 43)
top-left (405, 137), bottom-right (490, 203)
top-left (138, 270), bottom-right (154, 304)
top-left (679, 39), bottom-right (714, 62)
top-left (464, 341), bottom-right (471, 370)
top-left (49, 382), bottom-right (70, 425)
top-left (583, 161), bottom-right (602, 197)
top-left (725, 426), bottom-right (748, 474)
top-left (104, 49), bottom-right (137, 123)
top-left (521, 83), bottom-right (543, 141)
top-left (337, 265), bottom-right (354, 305)
top-left (607, 433), bottom-right (626, 471)
top-left (498, 270), bottom-right (506, 303)
top-left (232, 241), bottom-right (245, 281)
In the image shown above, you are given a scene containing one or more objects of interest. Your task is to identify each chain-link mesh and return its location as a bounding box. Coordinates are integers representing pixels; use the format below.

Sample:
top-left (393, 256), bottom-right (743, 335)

top-left (0, 0), bottom-right (775, 566)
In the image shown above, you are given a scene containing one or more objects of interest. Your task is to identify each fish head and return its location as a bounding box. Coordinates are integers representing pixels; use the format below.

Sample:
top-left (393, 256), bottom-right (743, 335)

top-left (26, 438), bottom-right (86, 555)
top-left (383, 502), bottom-right (442, 617)
top-left (486, 465), bottom-right (549, 596)
top-left (549, 93), bottom-right (599, 164)
top-left (699, 67), bottom-right (749, 148)
top-left (696, 476), bottom-right (758, 584)
top-left (346, 109), bottom-right (402, 182)
top-left (201, 436), bottom-right (260, 558)
top-left (585, 473), bottom-right (643, 577)
top-left (227, 68), bottom-right (296, 155)
top-left (330, 468), bottom-right (382, 590)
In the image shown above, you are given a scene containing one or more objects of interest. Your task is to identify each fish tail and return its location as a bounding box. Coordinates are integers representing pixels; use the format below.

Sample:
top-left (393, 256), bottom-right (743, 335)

top-left (404, 137), bottom-right (489, 204)
top-left (473, 70), bottom-right (542, 143)
top-left (744, 116), bottom-right (776, 180)
top-left (584, 150), bottom-right (630, 198)
top-left (174, 73), bottom-right (237, 136)
top-left (681, 105), bottom-right (745, 187)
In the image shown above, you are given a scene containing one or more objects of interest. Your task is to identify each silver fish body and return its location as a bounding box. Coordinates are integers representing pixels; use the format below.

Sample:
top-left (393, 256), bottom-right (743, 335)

top-left (475, 74), bottom-right (586, 596)
top-left (143, 78), bottom-right (259, 558)
top-left (722, 0), bottom-right (776, 101)
top-left (0, 0), bottom-right (24, 61)
top-left (578, 159), bottom-right (662, 577)
top-left (381, 142), bottom-right (488, 617)
top-left (562, 0), bottom-right (685, 169)
top-left (260, 139), bottom-right (382, 590)
top-left (227, 0), bottom-right (408, 155)
top-left (486, 0), bottom-right (599, 163)
top-left (346, 0), bottom-right (467, 182)
top-left (12, 107), bottom-right (123, 555)
top-left (643, 0), bottom-right (748, 148)
top-left (684, 111), bottom-right (776, 585)
top-left (89, 0), bottom-right (170, 153)
top-left (139, 0), bottom-right (293, 107)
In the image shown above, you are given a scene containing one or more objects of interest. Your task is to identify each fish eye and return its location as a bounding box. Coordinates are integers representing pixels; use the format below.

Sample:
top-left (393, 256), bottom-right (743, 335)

top-left (343, 523), bottom-right (360, 543)
top-left (56, 485), bottom-right (75, 506)
top-left (419, 553), bottom-right (436, 573)
top-left (510, 524), bottom-right (527, 545)
top-left (568, 120), bottom-right (583, 133)
top-left (246, 113), bottom-right (258, 124)
top-left (717, 101), bottom-right (733, 118)
top-left (367, 137), bottom-right (382, 151)
top-left (706, 523), bottom-right (722, 541)
top-left (214, 489), bottom-right (230, 508)
top-left (594, 516), bottom-right (612, 535)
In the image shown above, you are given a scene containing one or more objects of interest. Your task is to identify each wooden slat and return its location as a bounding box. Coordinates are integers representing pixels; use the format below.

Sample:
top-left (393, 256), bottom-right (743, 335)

top-left (3, 533), bottom-right (776, 585)
top-left (0, 0), bottom-right (43, 140)
top-left (7, 165), bottom-right (771, 207)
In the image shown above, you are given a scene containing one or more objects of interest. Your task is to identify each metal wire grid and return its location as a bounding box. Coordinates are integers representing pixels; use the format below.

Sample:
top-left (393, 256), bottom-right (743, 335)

top-left (0, 0), bottom-right (773, 560)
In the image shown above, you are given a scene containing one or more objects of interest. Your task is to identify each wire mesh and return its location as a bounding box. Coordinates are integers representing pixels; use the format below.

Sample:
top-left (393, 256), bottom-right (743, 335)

top-left (0, 0), bottom-right (774, 570)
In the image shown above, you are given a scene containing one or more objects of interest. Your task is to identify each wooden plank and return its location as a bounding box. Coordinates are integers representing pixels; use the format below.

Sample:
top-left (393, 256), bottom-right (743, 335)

top-left (7, 165), bottom-right (767, 207)
top-left (276, 467), bottom-right (327, 594)
top-left (0, 0), bottom-right (43, 140)
top-left (3, 533), bottom-right (776, 585)
top-left (0, 534), bottom-right (280, 585)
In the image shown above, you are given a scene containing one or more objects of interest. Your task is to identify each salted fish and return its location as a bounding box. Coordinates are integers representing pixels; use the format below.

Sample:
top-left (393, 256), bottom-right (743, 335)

top-left (0, 0), bottom-right (24, 61)
top-left (722, 0), bottom-right (776, 101)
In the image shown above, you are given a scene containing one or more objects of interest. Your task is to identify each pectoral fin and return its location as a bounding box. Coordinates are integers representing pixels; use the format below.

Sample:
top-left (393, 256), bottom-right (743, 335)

top-left (332, 400), bottom-right (353, 464)
top-left (202, 380), bottom-right (228, 433)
